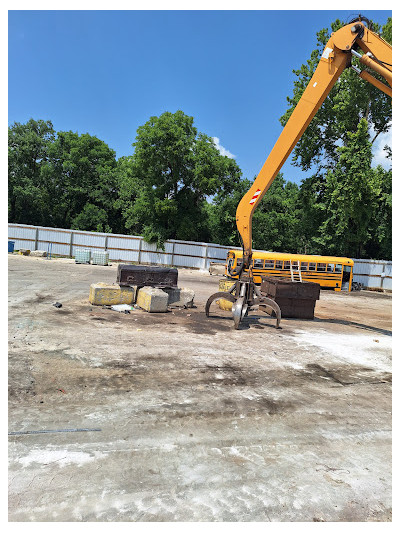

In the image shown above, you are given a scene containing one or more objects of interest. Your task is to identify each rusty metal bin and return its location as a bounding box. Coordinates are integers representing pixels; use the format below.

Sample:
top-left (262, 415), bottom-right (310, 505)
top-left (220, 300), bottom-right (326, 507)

top-left (260, 276), bottom-right (320, 319)
top-left (117, 264), bottom-right (178, 288)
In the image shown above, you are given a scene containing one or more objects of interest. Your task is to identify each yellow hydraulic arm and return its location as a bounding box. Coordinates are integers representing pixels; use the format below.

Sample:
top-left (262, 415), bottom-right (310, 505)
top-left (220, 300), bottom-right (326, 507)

top-left (235, 19), bottom-right (392, 273)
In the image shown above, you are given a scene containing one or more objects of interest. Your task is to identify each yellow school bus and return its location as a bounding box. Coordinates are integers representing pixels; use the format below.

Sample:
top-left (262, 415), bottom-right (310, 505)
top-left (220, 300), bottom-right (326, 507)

top-left (226, 250), bottom-right (354, 291)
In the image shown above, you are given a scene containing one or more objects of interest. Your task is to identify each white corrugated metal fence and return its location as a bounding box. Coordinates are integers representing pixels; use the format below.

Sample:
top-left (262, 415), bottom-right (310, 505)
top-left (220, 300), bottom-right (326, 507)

top-left (352, 258), bottom-right (392, 290)
top-left (8, 223), bottom-right (392, 290)
top-left (7, 223), bottom-right (237, 270)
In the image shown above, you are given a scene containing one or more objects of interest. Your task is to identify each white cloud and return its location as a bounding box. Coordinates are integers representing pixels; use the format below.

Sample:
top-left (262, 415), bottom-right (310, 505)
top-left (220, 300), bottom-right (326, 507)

top-left (212, 137), bottom-right (236, 159)
top-left (372, 125), bottom-right (392, 170)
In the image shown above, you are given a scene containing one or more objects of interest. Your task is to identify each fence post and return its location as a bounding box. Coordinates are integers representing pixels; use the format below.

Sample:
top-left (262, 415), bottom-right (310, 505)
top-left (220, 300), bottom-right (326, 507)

top-left (69, 231), bottom-right (74, 258)
top-left (171, 241), bottom-right (175, 267)
top-left (34, 227), bottom-right (39, 251)
top-left (380, 262), bottom-right (386, 289)
top-left (204, 243), bottom-right (209, 270)
top-left (105, 235), bottom-right (109, 251)
top-left (137, 238), bottom-right (142, 264)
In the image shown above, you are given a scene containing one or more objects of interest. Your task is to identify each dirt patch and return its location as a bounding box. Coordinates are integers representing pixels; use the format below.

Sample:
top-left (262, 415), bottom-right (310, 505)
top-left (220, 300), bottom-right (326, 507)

top-left (304, 363), bottom-right (392, 386)
top-left (8, 350), bottom-right (35, 399)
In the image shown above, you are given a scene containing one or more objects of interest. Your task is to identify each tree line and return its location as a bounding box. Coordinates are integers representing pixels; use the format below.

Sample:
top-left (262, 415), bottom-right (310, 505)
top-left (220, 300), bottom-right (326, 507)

top-left (8, 18), bottom-right (391, 260)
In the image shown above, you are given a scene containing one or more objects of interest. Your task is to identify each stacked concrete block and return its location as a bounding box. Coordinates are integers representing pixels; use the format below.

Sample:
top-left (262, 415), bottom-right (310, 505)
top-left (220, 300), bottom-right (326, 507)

top-left (89, 282), bottom-right (137, 306)
top-left (88, 263), bottom-right (196, 314)
top-left (162, 287), bottom-right (195, 308)
top-left (136, 287), bottom-right (169, 313)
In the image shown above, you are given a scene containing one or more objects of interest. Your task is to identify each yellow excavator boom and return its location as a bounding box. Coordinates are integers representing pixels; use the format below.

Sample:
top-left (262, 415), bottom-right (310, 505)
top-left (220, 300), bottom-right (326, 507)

top-left (235, 20), bottom-right (392, 272)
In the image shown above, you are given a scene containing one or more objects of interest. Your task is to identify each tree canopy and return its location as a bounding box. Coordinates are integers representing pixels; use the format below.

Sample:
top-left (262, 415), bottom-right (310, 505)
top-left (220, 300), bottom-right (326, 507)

top-left (9, 120), bottom-right (121, 233)
top-left (117, 110), bottom-right (242, 247)
top-left (8, 118), bottom-right (55, 226)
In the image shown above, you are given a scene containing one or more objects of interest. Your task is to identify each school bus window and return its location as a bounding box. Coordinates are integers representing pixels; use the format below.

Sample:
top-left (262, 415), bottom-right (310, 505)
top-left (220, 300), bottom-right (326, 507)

top-left (284, 261), bottom-right (291, 270)
top-left (309, 262), bottom-right (316, 271)
top-left (275, 260), bottom-right (283, 270)
top-left (301, 262), bottom-right (308, 271)
top-left (327, 263), bottom-right (335, 272)
top-left (254, 259), bottom-right (264, 268)
top-left (335, 264), bottom-right (342, 272)
top-left (265, 260), bottom-right (275, 269)
top-left (317, 263), bottom-right (327, 271)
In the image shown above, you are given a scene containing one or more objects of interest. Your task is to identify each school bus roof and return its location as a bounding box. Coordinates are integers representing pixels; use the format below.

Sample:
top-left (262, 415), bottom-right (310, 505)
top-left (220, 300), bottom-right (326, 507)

top-left (229, 250), bottom-right (354, 266)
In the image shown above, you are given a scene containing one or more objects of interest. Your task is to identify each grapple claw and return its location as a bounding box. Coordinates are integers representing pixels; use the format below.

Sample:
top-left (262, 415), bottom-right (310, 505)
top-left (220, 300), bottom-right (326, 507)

top-left (205, 291), bottom-right (236, 317)
top-left (260, 296), bottom-right (282, 328)
top-left (205, 281), bottom-right (282, 330)
top-left (232, 296), bottom-right (245, 329)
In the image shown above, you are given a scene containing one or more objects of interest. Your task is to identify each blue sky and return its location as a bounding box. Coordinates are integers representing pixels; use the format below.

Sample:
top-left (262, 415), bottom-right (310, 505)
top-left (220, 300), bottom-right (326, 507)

top-left (8, 9), bottom-right (392, 184)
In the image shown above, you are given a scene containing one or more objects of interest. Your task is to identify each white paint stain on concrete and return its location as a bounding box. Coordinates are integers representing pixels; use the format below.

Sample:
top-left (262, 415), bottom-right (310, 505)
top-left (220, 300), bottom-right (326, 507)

top-left (292, 330), bottom-right (391, 372)
top-left (17, 449), bottom-right (105, 467)
top-left (160, 443), bottom-right (177, 451)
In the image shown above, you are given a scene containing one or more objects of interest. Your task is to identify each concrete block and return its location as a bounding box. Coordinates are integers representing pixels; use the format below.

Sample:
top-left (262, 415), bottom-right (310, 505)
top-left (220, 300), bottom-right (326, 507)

top-left (18, 249), bottom-right (31, 256)
top-left (162, 287), bottom-right (195, 308)
top-left (209, 262), bottom-right (226, 276)
top-left (89, 282), bottom-right (137, 306)
top-left (30, 250), bottom-right (47, 257)
top-left (136, 286), bottom-right (168, 313)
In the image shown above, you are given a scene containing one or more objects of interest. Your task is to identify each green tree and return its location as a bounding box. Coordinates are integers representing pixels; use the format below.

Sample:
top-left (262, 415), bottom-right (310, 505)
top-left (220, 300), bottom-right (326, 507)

top-left (207, 178), bottom-right (251, 247)
top-left (252, 176), bottom-right (301, 253)
top-left (8, 118), bottom-right (55, 224)
top-left (381, 17), bottom-right (392, 44)
top-left (41, 131), bottom-right (119, 231)
top-left (208, 174), bottom-right (301, 253)
top-left (114, 156), bottom-right (140, 234)
top-left (293, 173), bottom-right (327, 255)
top-left (316, 119), bottom-right (376, 257)
top-left (365, 163), bottom-right (392, 259)
top-left (120, 110), bottom-right (242, 247)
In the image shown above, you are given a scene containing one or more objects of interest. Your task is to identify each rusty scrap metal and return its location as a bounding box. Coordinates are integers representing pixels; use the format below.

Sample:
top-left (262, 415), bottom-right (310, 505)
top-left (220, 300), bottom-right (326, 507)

top-left (117, 265), bottom-right (178, 288)
top-left (260, 277), bottom-right (320, 319)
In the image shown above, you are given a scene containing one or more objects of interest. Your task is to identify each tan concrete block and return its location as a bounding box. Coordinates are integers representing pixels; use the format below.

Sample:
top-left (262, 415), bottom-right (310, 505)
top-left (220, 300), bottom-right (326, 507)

top-left (136, 286), bottom-right (168, 313)
top-left (89, 282), bottom-right (136, 306)
top-left (209, 262), bottom-right (226, 276)
top-left (162, 287), bottom-right (195, 308)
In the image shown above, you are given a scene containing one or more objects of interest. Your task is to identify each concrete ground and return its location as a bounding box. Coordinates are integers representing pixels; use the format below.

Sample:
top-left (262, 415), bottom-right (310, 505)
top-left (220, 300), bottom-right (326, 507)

top-left (8, 254), bottom-right (392, 522)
